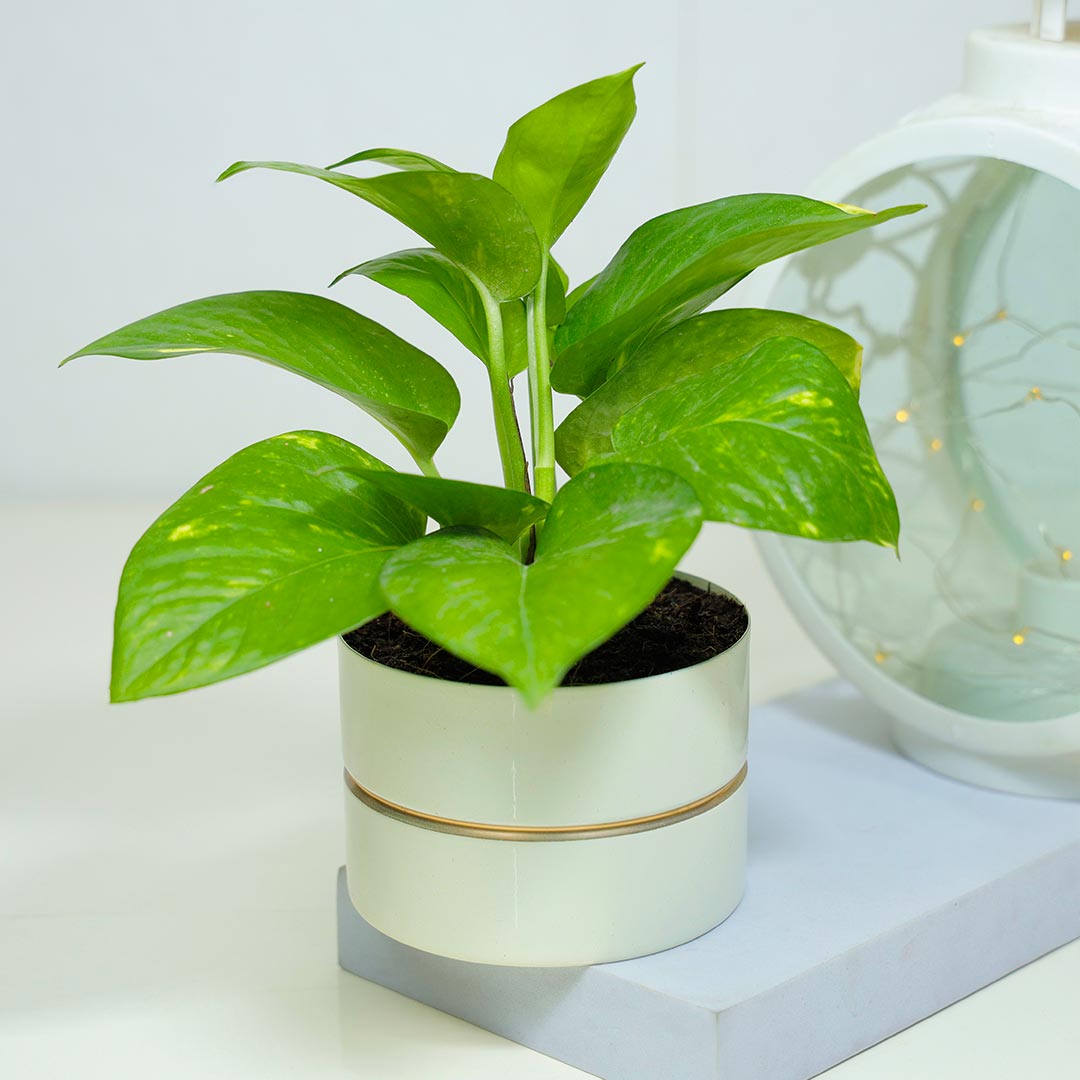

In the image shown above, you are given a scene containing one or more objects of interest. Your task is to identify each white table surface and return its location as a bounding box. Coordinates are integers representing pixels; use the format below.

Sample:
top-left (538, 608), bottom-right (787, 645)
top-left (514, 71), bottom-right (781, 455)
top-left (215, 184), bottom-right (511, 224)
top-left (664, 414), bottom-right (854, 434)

top-left (2, 500), bottom-right (1078, 1079)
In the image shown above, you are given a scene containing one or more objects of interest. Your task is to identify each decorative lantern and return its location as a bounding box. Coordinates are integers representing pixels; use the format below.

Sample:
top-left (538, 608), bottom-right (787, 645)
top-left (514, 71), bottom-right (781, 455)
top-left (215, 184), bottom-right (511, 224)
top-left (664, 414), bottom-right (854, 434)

top-left (757, 2), bottom-right (1080, 797)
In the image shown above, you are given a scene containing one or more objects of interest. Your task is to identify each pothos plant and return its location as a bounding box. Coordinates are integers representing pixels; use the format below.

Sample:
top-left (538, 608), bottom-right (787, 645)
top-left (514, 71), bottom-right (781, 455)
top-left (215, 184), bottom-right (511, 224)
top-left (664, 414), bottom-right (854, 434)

top-left (63, 67), bottom-right (919, 708)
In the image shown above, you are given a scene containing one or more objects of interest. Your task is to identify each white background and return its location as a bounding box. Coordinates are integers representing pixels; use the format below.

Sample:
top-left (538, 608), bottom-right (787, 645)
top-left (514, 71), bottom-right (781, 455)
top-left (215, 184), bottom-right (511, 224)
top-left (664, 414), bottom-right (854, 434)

top-left (2, 0), bottom-right (1021, 500)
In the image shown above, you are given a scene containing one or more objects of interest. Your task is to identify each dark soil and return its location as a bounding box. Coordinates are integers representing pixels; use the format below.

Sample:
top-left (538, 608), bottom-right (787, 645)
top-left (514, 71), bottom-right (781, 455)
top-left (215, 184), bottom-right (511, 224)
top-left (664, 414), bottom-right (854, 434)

top-left (343, 577), bottom-right (748, 688)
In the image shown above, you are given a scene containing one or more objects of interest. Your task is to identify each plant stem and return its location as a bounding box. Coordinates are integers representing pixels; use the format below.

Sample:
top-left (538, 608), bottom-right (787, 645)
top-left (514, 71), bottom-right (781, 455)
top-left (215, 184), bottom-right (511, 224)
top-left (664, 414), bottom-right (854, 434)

top-left (526, 252), bottom-right (556, 505)
top-left (475, 280), bottom-right (529, 495)
top-left (414, 455), bottom-right (441, 478)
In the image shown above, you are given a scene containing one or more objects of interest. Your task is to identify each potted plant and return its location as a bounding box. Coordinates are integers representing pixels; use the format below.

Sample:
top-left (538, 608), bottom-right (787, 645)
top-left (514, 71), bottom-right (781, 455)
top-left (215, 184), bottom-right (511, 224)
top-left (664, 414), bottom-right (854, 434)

top-left (62, 67), bottom-right (917, 967)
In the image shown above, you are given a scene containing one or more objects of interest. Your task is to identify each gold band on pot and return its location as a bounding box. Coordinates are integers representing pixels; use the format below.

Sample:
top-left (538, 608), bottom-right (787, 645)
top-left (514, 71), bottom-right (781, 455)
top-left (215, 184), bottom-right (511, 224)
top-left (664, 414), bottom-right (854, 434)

top-left (344, 762), bottom-right (747, 842)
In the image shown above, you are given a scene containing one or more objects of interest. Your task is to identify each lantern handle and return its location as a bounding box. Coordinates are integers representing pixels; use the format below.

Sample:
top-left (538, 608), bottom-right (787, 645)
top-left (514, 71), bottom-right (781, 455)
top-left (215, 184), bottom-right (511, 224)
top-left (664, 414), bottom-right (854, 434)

top-left (1031, 0), bottom-right (1067, 42)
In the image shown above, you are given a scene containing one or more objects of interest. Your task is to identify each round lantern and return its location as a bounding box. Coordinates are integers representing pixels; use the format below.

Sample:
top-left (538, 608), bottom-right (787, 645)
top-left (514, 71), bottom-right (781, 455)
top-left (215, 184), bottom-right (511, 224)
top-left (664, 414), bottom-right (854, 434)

top-left (756, 4), bottom-right (1080, 797)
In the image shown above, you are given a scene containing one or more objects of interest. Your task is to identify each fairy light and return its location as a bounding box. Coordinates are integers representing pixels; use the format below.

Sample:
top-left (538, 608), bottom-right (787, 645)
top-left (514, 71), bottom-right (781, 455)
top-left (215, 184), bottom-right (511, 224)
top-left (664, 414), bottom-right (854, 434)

top-left (1027, 386), bottom-right (1044, 402)
top-left (929, 438), bottom-right (944, 452)
top-left (970, 497), bottom-right (986, 512)
top-left (1012, 629), bottom-right (1028, 646)
top-left (952, 333), bottom-right (966, 347)
top-left (894, 408), bottom-right (911, 423)
top-left (1063, 549), bottom-right (1074, 563)
top-left (873, 650), bottom-right (888, 664)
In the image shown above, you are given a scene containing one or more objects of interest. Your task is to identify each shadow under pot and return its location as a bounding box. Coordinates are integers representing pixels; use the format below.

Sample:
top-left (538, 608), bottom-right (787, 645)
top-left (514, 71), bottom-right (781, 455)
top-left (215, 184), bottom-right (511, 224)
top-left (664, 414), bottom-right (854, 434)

top-left (337, 574), bottom-right (751, 967)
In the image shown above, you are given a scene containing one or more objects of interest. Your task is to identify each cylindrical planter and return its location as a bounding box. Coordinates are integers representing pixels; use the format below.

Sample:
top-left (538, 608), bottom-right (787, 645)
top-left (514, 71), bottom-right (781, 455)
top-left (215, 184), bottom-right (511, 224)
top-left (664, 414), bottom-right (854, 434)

top-left (339, 576), bottom-right (750, 967)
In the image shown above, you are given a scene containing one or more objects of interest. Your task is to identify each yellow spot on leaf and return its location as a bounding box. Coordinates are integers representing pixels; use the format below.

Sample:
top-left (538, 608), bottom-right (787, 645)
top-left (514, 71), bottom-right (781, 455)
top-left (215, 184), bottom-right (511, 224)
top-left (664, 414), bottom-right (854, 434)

top-left (825, 201), bottom-right (872, 215)
top-left (651, 540), bottom-right (676, 562)
top-left (280, 432), bottom-right (322, 449)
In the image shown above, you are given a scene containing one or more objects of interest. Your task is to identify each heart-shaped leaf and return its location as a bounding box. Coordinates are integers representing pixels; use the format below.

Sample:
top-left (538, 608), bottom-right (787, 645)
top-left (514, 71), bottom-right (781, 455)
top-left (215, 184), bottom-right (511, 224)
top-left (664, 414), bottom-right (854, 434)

top-left (111, 431), bottom-right (424, 703)
top-left (609, 337), bottom-right (899, 546)
top-left (348, 470), bottom-right (549, 544)
top-left (326, 146), bottom-right (454, 172)
top-left (380, 463), bottom-right (703, 706)
top-left (551, 196), bottom-right (922, 396)
top-left (332, 247), bottom-right (529, 375)
top-left (556, 308), bottom-right (863, 475)
top-left (494, 65), bottom-right (642, 247)
top-left (218, 161), bottom-right (542, 301)
top-left (61, 291), bottom-right (460, 464)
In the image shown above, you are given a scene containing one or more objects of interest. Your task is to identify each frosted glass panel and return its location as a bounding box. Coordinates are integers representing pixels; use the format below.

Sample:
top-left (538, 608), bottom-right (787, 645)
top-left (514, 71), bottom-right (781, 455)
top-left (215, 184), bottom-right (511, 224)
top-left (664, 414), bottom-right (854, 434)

top-left (770, 158), bottom-right (1080, 721)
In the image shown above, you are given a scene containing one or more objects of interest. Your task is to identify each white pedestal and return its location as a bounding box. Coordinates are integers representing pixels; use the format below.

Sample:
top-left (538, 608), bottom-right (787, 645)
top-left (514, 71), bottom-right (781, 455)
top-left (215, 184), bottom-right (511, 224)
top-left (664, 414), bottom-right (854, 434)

top-left (337, 680), bottom-right (1080, 1080)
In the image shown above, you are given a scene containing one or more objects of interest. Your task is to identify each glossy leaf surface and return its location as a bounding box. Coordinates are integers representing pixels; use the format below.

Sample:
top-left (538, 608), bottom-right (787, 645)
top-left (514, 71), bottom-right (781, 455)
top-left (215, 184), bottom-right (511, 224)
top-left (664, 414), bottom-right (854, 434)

top-left (218, 161), bottom-right (541, 301)
top-left (111, 431), bottom-right (424, 702)
top-left (565, 273), bottom-right (598, 311)
top-left (494, 66), bottom-right (641, 247)
top-left (332, 247), bottom-right (528, 375)
top-left (62, 291), bottom-right (460, 463)
top-left (556, 308), bottom-right (863, 475)
top-left (609, 337), bottom-right (898, 546)
top-left (379, 463), bottom-right (702, 706)
top-left (552, 196), bottom-right (922, 395)
top-left (326, 146), bottom-right (453, 172)
top-left (349, 470), bottom-right (549, 544)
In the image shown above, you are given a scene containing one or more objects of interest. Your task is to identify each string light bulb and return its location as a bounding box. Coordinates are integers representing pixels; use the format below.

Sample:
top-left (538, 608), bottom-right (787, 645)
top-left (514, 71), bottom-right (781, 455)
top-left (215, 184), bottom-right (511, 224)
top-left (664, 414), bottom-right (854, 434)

top-left (894, 408), bottom-right (911, 423)
top-left (952, 334), bottom-right (966, 347)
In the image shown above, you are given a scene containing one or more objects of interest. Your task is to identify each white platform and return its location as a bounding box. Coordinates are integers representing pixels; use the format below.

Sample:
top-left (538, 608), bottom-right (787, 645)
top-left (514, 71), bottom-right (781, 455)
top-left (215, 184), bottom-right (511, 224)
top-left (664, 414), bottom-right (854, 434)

top-left (338, 680), bottom-right (1080, 1080)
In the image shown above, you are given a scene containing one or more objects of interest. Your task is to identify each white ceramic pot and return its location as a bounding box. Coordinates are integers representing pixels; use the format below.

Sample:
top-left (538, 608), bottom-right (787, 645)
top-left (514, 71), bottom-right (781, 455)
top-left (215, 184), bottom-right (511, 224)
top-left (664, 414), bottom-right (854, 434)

top-left (339, 576), bottom-right (750, 967)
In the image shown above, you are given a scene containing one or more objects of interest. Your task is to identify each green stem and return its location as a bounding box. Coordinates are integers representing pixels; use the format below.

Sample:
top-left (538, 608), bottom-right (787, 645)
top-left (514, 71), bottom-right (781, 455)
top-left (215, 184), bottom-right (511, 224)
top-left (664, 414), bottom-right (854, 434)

top-left (526, 252), bottom-right (556, 506)
top-left (475, 281), bottom-right (529, 495)
top-left (414, 455), bottom-right (441, 478)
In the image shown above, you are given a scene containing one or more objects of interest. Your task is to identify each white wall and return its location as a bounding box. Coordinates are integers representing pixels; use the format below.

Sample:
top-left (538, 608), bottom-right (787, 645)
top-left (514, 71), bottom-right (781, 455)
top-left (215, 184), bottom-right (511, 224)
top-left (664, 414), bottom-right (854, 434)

top-left (2, 0), bottom-right (1022, 500)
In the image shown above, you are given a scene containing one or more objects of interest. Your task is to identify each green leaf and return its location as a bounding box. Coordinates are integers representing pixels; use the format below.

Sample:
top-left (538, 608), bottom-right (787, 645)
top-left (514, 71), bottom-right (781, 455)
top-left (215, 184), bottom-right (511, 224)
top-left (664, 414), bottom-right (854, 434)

top-left (62, 291), bottom-right (460, 464)
top-left (332, 247), bottom-right (488, 357)
top-left (218, 161), bottom-right (541, 301)
top-left (326, 146), bottom-right (454, 172)
top-left (501, 297), bottom-right (530, 378)
top-left (379, 462), bottom-right (702, 706)
top-left (348, 470), bottom-right (549, 544)
top-left (551, 195), bottom-right (923, 396)
top-left (111, 431), bottom-right (424, 702)
top-left (545, 257), bottom-right (568, 327)
top-left (565, 272), bottom-right (598, 311)
top-left (608, 337), bottom-right (899, 546)
top-left (556, 308), bottom-right (863, 475)
top-left (331, 247), bottom-right (529, 375)
top-left (494, 66), bottom-right (642, 248)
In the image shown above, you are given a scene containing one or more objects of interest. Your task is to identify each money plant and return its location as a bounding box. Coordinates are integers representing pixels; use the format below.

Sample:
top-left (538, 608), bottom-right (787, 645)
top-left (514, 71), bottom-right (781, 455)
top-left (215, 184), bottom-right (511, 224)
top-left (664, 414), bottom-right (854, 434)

top-left (63, 67), bottom-right (919, 708)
